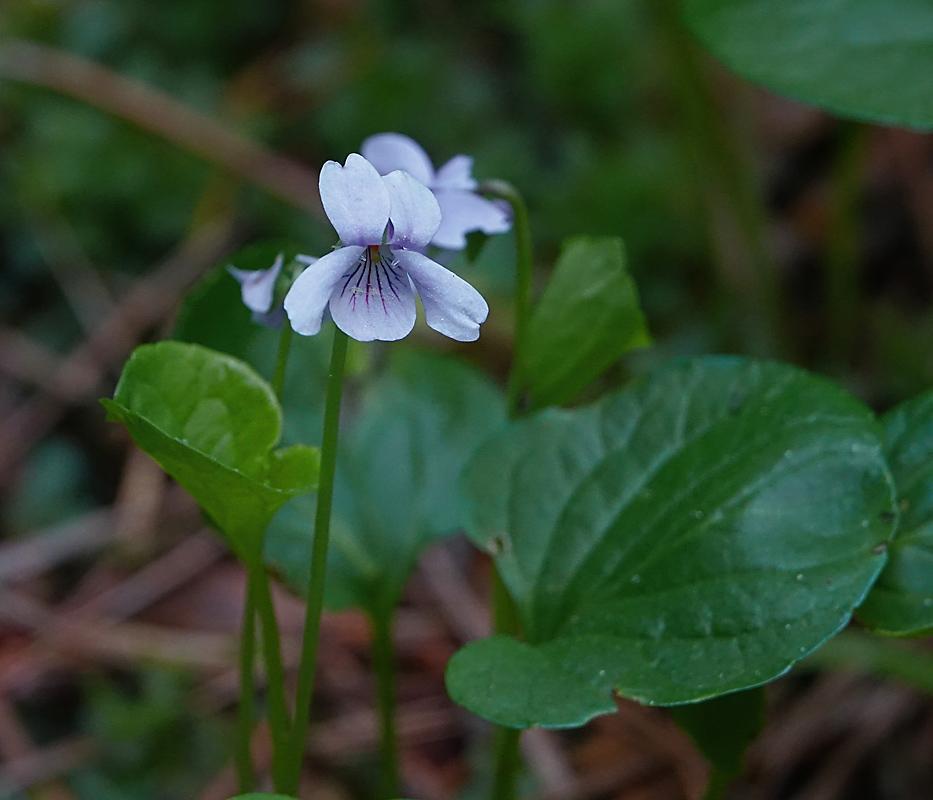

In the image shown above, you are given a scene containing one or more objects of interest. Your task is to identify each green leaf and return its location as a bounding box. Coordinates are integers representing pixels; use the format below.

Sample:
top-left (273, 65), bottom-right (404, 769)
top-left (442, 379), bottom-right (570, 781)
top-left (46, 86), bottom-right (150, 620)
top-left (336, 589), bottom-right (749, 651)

top-left (446, 356), bottom-right (895, 728)
top-left (173, 243), bottom-right (334, 447)
top-left (858, 391), bottom-right (933, 636)
top-left (682, 0), bottom-right (933, 130)
top-left (103, 342), bottom-right (319, 563)
top-left (520, 236), bottom-right (649, 408)
top-left (265, 349), bottom-right (506, 613)
top-left (670, 687), bottom-right (765, 788)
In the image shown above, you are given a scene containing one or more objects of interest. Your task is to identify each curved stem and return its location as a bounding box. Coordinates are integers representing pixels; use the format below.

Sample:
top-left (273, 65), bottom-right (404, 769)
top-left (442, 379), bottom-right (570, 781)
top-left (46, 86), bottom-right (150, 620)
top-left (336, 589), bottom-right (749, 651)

top-left (480, 180), bottom-right (533, 419)
top-left (271, 319), bottom-right (294, 400)
top-left (235, 575), bottom-right (258, 794)
top-left (371, 608), bottom-right (400, 800)
top-left (281, 325), bottom-right (349, 795)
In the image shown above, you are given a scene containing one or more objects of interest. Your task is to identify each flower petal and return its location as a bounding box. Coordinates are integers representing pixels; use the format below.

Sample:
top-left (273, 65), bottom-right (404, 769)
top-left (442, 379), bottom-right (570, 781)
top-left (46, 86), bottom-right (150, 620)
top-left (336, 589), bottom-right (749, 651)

top-left (319, 154), bottom-right (389, 246)
top-left (395, 249), bottom-right (488, 341)
top-left (227, 252), bottom-right (283, 313)
top-left (329, 249), bottom-right (416, 341)
top-left (433, 155), bottom-right (477, 191)
top-left (284, 246), bottom-right (365, 336)
top-left (361, 132), bottom-right (435, 186)
top-left (383, 170), bottom-right (442, 251)
top-left (432, 189), bottom-right (512, 250)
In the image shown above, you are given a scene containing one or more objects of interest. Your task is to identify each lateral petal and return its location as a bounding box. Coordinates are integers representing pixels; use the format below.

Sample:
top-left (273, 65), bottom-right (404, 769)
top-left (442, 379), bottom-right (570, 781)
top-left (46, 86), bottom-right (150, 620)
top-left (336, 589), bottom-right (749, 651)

top-left (284, 246), bottom-right (364, 336)
top-left (395, 249), bottom-right (488, 342)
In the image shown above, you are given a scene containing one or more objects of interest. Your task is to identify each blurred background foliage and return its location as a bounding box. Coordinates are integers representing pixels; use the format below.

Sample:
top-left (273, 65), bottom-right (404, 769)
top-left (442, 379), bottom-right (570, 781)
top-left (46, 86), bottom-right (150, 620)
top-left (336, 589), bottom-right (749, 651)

top-left (2, 0), bottom-right (933, 798)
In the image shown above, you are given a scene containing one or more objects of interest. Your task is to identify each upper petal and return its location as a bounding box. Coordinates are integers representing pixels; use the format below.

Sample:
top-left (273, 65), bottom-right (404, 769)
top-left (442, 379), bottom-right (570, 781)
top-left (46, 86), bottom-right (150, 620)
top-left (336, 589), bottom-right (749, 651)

top-left (319, 154), bottom-right (389, 246)
top-left (383, 170), bottom-right (442, 251)
top-left (284, 246), bottom-right (365, 336)
top-left (361, 132), bottom-right (435, 186)
top-left (227, 252), bottom-right (283, 313)
top-left (432, 189), bottom-right (512, 250)
top-left (395, 249), bottom-right (488, 342)
top-left (329, 249), bottom-right (416, 341)
top-left (433, 155), bottom-right (477, 191)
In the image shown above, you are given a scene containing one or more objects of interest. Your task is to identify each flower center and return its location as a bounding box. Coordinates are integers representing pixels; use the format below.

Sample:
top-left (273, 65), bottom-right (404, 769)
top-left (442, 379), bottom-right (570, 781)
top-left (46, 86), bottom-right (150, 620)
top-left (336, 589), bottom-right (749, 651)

top-left (339, 245), bottom-right (404, 313)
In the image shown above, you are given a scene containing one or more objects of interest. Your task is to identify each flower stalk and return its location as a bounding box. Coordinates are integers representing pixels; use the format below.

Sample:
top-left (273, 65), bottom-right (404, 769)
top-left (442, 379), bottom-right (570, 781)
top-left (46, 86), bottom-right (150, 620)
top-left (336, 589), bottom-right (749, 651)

top-left (280, 324), bottom-right (349, 795)
top-left (480, 179), bottom-right (532, 419)
top-left (372, 607), bottom-right (401, 800)
top-left (235, 577), bottom-right (258, 794)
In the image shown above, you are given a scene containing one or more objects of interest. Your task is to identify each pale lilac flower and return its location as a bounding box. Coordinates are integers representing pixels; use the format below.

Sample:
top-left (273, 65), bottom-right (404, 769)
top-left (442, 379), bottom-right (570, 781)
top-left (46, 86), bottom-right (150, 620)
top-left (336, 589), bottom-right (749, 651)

top-left (228, 253), bottom-right (288, 327)
top-left (361, 132), bottom-right (511, 250)
top-left (284, 153), bottom-right (488, 342)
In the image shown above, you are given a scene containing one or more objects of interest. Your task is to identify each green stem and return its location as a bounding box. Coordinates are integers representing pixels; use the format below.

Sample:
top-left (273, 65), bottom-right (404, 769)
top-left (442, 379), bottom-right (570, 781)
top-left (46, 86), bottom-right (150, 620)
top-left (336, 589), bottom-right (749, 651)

top-left (250, 563), bottom-right (292, 789)
top-left (479, 179), bottom-right (533, 800)
top-left (272, 319), bottom-right (294, 400)
top-left (281, 325), bottom-right (349, 795)
top-left (235, 575), bottom-right (257, 794)
top-left (702, 769), bottom-right (734, 800)
top-left (371, 608), bottom-right (400, 800)
top-left (491, 726), bottom-right (522, 800)
top-left (826, 123), bottom-right (869, 367)
top-left (480, 179), bottom-right (533, 419)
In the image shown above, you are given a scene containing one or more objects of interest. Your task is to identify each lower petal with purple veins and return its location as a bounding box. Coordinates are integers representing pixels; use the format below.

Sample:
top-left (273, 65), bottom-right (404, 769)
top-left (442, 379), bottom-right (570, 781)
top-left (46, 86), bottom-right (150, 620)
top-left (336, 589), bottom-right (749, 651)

top-left (328, 247), bottom-right (416, 341)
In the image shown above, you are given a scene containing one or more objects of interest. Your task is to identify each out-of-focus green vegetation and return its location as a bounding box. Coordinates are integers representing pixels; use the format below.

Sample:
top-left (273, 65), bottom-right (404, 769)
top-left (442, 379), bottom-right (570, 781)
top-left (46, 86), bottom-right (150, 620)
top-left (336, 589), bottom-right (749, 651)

top-left (2, 0), bottom-right (932, 797)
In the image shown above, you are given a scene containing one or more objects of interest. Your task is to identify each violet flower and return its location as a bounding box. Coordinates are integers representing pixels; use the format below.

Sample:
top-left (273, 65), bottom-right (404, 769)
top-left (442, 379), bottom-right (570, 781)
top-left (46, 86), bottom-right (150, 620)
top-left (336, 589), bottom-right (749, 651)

top-left (284, 153), bottom-right (488, 342)
top-left (361, 132), bottom-right (510, 250)
top-left (228, 253), bottom-right (288, 328)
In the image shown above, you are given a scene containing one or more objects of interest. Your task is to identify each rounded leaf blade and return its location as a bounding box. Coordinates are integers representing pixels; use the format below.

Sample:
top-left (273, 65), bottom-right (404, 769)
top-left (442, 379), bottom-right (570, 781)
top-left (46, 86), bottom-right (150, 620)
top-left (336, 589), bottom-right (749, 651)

top-left (448, 357), bottom-right (896, 727)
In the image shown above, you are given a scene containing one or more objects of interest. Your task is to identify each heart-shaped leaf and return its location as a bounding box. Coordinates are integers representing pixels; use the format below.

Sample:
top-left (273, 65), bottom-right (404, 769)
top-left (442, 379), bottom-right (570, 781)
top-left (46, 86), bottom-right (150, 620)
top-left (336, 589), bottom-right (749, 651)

top-left (265, 349), bottom-right (505, 613)
top-left (520, 236), bottom-right (649, 409)
top-left (446, 356), bottom-right (896, 728)
top-left (858, 391), bottom-right (933, 636)
top-left (682, 0), bottom-right (933, 130)
top-left (103, 342), bottom-right (319, 563)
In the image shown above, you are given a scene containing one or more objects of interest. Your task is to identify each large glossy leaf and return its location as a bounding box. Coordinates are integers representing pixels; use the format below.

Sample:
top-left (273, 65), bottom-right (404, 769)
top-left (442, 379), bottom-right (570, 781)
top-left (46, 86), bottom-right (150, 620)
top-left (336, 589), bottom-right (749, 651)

top-left (103, 342), bottom-right (319, 563)
top-left (682, 0), bottom-right (933, 130)
top-left (858, 391), bottom-right (933, 635)
top-left (520, 236), bottom-right (649, 409)
top-left (446, 357), bottom-right (896, 728)
top-left (264, 350), bottom-right (505, 613)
